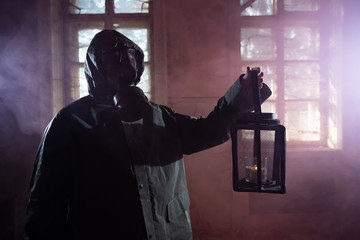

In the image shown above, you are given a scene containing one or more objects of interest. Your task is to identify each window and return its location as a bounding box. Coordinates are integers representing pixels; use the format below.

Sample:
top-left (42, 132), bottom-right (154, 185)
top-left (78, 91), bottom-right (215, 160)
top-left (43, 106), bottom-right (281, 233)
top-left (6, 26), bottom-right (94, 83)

top-left (60, 0), bottom-right (152, 104)
top-left (230, 0), bottom-right (342, 149)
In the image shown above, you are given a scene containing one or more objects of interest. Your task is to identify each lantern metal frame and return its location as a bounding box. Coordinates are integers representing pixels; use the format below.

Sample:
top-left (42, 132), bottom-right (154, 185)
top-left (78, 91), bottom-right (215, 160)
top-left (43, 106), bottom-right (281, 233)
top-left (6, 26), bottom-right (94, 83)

top-left (231, 69), bottom-right (286, 194)
top-left (231, 120), bottom-right (286, 193)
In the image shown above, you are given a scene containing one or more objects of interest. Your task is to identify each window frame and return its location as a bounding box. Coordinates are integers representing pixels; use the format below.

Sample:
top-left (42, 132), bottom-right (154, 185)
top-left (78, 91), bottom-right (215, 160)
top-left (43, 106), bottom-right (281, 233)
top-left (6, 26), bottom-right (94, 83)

top-left (229, 0), bottom-right (342, 150)
top-left (65, 0), bottom-right (152, 101)
top-left (51, 0), bottom-right (168, 114)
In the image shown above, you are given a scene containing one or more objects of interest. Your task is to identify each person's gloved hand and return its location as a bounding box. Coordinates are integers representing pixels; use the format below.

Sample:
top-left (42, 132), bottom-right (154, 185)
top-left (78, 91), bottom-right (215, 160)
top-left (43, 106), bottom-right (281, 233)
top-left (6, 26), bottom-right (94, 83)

top-left (240, 66), bottom-right (264, 89)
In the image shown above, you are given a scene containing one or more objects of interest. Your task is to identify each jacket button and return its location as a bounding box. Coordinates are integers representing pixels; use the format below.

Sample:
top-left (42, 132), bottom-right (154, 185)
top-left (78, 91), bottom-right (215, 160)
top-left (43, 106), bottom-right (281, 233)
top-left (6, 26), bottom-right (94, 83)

top-left (139, 184), bottom-right (144, 189)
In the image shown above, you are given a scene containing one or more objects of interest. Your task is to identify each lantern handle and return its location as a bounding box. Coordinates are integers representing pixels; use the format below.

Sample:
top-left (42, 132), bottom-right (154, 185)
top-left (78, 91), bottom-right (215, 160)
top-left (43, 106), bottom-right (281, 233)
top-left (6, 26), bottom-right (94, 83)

top-left (251, 68), bottom-right (262, 114)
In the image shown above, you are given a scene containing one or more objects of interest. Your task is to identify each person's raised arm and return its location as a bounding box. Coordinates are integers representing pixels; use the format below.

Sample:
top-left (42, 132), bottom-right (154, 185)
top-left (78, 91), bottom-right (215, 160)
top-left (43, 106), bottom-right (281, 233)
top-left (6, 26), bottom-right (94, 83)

top-left (176, 66), bottom-right (272, 154)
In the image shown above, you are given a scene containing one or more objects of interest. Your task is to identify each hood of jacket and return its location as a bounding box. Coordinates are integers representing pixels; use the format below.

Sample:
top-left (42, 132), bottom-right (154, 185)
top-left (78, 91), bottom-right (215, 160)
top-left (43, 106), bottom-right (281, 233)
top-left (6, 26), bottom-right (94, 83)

top-left (84, 29), bottom-right (144, 102)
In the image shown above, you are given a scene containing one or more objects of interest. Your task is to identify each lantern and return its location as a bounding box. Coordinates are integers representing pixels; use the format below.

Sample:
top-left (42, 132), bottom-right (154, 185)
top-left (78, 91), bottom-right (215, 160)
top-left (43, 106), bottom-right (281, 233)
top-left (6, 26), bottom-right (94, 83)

top-left (231, 69), bottom-right (286, 194)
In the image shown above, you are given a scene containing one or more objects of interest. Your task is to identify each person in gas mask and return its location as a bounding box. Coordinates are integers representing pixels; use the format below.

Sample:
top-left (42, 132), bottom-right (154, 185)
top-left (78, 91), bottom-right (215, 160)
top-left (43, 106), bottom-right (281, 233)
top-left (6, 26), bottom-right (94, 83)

top-left (24, 30), bottom-right (271, 240)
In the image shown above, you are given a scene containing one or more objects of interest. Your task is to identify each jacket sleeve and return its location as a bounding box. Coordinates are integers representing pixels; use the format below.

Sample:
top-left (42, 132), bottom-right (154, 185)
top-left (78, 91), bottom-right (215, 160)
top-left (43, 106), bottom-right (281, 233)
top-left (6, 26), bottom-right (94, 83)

top-left (176, 76), bottom-right (271, 155)
top-left (24, 113), bottom-right (73, 240)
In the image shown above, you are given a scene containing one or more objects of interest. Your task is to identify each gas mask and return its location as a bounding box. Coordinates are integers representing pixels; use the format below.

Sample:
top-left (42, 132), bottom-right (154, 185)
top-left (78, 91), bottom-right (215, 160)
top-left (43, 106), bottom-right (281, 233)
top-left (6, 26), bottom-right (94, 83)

top-left (101, 38), bottom-right (138, 93)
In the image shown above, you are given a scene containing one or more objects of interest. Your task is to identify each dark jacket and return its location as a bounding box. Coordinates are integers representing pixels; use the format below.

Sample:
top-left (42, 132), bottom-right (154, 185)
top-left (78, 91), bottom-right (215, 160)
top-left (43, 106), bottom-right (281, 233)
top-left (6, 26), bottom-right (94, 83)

top-left (24, 30), bottom-right (271, 240)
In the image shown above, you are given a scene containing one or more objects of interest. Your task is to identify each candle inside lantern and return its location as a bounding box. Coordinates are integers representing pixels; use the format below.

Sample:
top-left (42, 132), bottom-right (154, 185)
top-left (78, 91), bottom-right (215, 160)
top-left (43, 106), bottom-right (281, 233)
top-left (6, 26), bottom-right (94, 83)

top-left (244, 157), bottom-right (268, 183)
top-left (245, 164), bottom-right (267, 182)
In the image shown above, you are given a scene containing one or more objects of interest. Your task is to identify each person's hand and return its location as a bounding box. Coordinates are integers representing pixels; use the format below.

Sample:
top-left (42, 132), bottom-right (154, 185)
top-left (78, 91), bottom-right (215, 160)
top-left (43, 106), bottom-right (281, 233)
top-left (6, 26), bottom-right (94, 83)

top-left (240, 66), bottom-right (264, 89)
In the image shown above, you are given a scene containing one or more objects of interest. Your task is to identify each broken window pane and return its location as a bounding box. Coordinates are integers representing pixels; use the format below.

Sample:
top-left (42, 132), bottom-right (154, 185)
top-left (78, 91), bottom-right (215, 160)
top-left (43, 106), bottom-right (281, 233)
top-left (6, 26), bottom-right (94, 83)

top-left (284, 63), bottom-right (320, 100)
top-left (69, 0), bottom-right (105, 14)
top-left (78, 67), bottom-right (88, 97)
top-left (136, 65), bottom-right (151, 98)
top-left (114, 0), bottom-right (149, 13)
top-left (284, 27), bottom-right (319, 61)
top-left (78, 29), bottom-right (103, 62)
top-left (241, 28), bottom-right (276, 60)
top-left (116, 27), bottom-right (150, 96)
top-left (70, 67), bottom-right (87, 99)
top-left (240, 0), bottom-right (275, 16)
top-left (285, 101), bottom-right (320, 141)
top-left (284, 0), bottom-right (319, 11)
top-left (116, 28), bottom-right (149, 61)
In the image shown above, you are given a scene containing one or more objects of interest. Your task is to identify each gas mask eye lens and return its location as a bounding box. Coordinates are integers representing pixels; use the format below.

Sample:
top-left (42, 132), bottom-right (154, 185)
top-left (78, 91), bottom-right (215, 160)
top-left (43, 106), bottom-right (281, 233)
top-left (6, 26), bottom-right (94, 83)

top-left (127, 49), bottom-right (137, 70)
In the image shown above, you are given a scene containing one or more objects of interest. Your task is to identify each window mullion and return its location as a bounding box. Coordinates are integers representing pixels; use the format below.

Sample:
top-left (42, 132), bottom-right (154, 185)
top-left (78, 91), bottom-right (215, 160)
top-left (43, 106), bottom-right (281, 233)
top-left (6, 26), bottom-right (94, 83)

top-left (276, 13), bottom-right (285, 124)
top-left (318, 2), bottom-right (331, 147)
top-left (277, 0), bottom-right (285, 124)
top-left (105, 0), bottom-right (113, 29)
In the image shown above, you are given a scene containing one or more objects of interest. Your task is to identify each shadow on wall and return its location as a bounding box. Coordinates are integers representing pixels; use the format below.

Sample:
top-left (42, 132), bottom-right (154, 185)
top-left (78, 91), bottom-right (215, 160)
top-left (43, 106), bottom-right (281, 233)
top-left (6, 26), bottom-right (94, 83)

top-left (0, 97), bottom-right (41, 240)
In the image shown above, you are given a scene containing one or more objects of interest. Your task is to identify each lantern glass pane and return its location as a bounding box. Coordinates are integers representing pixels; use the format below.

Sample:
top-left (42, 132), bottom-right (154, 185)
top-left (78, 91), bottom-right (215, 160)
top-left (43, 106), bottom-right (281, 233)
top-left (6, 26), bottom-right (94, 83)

top-left (236, 129), bottom-right (276, 182)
